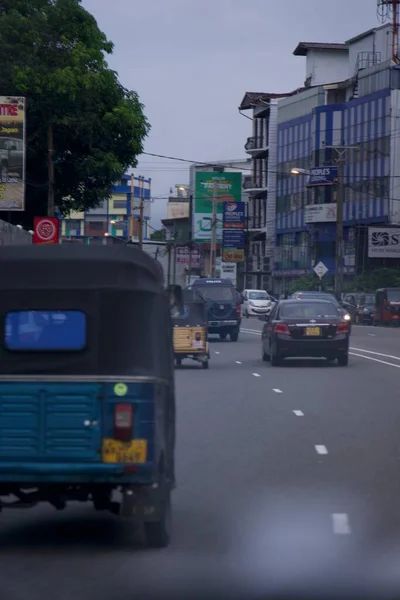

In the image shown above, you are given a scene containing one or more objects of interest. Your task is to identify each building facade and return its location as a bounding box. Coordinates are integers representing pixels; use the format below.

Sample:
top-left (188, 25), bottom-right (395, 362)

top-left (274, 24), bottom-right (400, 293)
top-left (239, 93), bottom-right (294, 290)
top-left (61, 173), bottom-right (151, 242)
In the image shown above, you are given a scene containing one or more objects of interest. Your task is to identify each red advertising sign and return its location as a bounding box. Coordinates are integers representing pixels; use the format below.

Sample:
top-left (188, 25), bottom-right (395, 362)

top-left (33, 217), bottom-right (60, 244)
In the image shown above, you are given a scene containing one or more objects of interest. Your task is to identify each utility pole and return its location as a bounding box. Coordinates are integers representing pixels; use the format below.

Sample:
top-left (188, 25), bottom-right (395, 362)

top-left (138, 176), bottom-right (144, 250)
top-left (47, 123), bottom-right (55, 217)
top-left (209, 180), bottom-right (218, 277)
top-left (324, 144), bottom-right (358, 299)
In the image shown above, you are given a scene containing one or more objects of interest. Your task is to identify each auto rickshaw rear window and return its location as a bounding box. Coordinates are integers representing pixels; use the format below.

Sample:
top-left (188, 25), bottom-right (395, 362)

top-left (5, 310), bottom-right (86, 351)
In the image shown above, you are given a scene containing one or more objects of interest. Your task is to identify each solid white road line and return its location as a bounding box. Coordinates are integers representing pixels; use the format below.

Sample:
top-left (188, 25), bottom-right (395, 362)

top-left (332, 513), bottom-right (351, 535)
top-left (273, 388), bottom-right (283, 394)
top-left (252, 373), bottom-right (261, 377)
top-left (350, 347), bottom-right (400, 361)
top-left (350, 352), bottom-right (400, 369)
top-left (293, 410), bottom-right (304, 416)
top-left (315, 445), bottom-right (328, 455)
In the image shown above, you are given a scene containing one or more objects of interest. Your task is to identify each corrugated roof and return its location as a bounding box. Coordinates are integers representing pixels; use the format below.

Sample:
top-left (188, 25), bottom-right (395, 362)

top-left (293, 42), bottom-right (348, 56)
top-left (238, 90), bottom-right (300, 111)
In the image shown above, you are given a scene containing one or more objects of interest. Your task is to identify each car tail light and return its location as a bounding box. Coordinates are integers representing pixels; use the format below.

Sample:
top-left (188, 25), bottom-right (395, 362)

top-left (114, 403), bottom-right (133, 441)
top-left (337, 322), bottom-right (349, 334)
top-left (236, 304), bottom-right (241, 316)
top-left (195, 331), bottom-right (201, 341)
top-left (274, 323), bottom-right (290, 334)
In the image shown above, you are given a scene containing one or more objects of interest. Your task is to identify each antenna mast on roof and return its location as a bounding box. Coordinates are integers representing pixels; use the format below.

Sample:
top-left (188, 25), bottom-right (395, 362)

top-left (377, 0), bottom-right (400, 63)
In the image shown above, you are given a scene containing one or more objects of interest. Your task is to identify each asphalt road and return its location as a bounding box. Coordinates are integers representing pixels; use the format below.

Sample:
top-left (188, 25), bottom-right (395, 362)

top-left (1, 322), bottom-right (400, 598)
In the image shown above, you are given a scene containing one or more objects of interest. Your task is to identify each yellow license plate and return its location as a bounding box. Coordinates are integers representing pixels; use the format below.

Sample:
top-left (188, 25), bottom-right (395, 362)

top-left (102, 439), bottom-right (147, 464)
top-left (305, 327), bottom-right (321, 336)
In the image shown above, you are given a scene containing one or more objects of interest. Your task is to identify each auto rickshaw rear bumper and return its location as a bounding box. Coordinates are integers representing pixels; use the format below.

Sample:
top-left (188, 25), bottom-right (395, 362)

top-left (0, 461), bottom-right (156, 484)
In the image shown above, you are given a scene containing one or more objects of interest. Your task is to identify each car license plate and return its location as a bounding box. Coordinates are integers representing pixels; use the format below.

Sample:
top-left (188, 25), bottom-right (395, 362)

top-left (305, 327), bottom-right (321, 336)
top-left (102, 439), bottom-right (147, 463)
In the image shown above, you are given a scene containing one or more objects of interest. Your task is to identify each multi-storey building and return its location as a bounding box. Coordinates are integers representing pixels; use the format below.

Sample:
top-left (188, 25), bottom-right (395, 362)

top-left (61, 173), bottom-right (151, 242)
top-left (274, 23), bottom-right (400, 293)
top-left (239, 93), bottom-right (294, 290)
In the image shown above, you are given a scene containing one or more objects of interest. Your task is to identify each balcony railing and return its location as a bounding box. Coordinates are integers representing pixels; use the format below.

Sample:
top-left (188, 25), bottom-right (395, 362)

top-left (243, 175), bottom-right (267, 192)
top-left (244, 136), bottom-right (268, 154)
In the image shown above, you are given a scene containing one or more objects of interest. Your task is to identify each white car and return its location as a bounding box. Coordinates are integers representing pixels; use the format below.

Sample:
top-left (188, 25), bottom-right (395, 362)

top-left (242, 289), bottom-right (274, 318)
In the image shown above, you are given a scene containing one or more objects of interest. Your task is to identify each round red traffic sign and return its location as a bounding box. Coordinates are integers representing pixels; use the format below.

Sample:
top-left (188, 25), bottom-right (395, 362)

top-left (35, 219), bottom-right (56, 241)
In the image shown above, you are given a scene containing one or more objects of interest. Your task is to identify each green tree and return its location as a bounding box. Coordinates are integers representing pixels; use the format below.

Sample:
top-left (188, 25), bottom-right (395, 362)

top-left (0, 0), bottom-right (150, 226)
top-left (150, 229), bottom-right (165, 241)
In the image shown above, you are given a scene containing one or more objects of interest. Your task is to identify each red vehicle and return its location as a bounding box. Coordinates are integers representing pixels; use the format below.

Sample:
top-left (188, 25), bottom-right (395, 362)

top-left (373, 288), bottom-right (400, 326)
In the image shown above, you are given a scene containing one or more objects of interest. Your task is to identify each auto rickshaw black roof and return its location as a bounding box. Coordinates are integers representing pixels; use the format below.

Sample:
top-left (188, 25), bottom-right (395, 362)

top-left (0, 244), bottom-right (172, 378)
top-left (0, 244), bottom-right (164, 292)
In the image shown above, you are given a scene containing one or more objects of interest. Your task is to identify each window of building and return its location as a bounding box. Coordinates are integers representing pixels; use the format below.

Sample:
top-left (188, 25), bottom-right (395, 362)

top-left (113, 199), bottom-right (127, 210)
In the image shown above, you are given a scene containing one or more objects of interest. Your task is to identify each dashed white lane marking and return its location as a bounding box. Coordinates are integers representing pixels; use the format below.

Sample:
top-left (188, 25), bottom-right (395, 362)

top-left (293, 410), bottom-right (304, 416)
top-left (214, 351), bottom-right (220, 355)
top-left (273, 388), bottom-right (283, 394)
top-left (332, 513), bottom-right (351, 535)
top-left (350, 352), bottom-right (400, 369)
top-left (315, 445), bottom-right (328, 455)
top-left (252, 373), bottom-right (261, 377)
top-left (367, 333), bottom-right (376, 337)
top-left (235, 361), bottom-right (242, 364)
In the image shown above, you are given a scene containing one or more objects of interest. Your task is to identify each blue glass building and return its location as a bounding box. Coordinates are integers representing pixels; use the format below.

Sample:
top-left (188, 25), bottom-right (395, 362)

top-left (273, 26), bottom-right (400, 293)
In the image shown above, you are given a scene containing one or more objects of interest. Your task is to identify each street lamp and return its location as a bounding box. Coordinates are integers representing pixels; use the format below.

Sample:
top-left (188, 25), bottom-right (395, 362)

top-left (291, 167), bottom-right (310, 175)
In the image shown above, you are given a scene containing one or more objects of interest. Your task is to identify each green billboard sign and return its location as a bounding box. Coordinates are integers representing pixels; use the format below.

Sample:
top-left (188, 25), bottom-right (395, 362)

top-left (193, 171), bottom-right (242, 242)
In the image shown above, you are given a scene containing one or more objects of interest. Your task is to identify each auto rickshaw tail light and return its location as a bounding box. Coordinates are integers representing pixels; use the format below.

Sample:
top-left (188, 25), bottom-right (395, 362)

top-left (114, 403), bottom-right (133, 441)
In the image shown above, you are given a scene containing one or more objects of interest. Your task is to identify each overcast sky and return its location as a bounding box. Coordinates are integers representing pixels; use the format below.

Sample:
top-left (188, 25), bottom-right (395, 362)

top-left (83, 0), bottom-right (380, 228)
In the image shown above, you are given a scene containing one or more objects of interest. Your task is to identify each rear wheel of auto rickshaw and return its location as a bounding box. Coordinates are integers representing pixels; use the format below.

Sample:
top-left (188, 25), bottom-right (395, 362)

top-left (202, 360), bottom-right (209, 369)
top-left (144, 488), bottom-right (172, 549)
top-left (175, 358), bottom-right (182, 367)
top-left (219, 332), bottom-right (227, 340)
top-left (230, 329), bottom-right (239, 342)
top-left (355, 314), bottom-right (360, 325)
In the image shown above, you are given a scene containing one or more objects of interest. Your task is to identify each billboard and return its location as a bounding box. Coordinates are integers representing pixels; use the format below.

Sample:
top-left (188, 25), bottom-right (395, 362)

top-left (222, 201), bottom-right (245, 262)
top-left (368, 227), bottom-right (400, 258)
top-left (0, 97), bottom-right (25, 211)
top-left (305, 203), bottom-right (337, 223)
top-left (306, 166), bottom-right (338, 187)
top-left (193, 172), bottom-right (242, 242)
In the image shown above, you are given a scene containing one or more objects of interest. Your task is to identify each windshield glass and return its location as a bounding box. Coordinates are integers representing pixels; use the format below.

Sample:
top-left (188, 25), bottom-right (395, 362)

top-left (364, 294), bottom-right (375, 305)
top-left (387, 290), bottom-right (400, 302)
top-left (296, 293), bottom-right (339, 306)
top-left (194, 285), bottom-right (235, 302)
top-left (5, 310), bottom-right (86, 351)
top-left (248, 291), bottom-right (268, 300)
top-left (280, 302), bottom-right (339, 319)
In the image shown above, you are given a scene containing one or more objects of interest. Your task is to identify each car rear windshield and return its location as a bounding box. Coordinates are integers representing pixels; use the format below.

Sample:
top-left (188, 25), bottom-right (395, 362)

top-left (194, 285), bottom-right (235, 302)
top-left (5, 310), bottom-right (86, 351)
top-left (249, 291), bottom-right (269, 300)
top-left (280, 302), bottom-right (339, 319)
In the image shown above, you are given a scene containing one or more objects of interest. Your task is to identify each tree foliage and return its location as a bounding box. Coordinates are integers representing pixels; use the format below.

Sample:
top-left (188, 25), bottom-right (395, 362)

top-left (0, 0), bottom-right (150, 225)
top-left (347, 268), bottom-right (400, 292)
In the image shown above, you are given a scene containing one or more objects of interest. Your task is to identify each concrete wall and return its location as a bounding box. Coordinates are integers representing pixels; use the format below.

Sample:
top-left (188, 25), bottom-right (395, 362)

top-left (0, 220), bottom-right (32, 245)
top-left (305, 49), bottom-right (349, 86)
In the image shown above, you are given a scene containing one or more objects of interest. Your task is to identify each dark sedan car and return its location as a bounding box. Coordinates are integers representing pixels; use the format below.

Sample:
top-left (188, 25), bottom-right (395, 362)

top-left (260, 299), bottom-right (350, 366)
